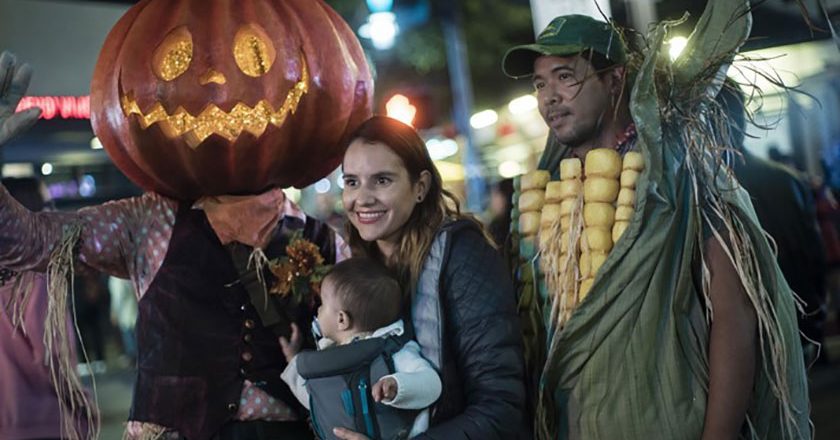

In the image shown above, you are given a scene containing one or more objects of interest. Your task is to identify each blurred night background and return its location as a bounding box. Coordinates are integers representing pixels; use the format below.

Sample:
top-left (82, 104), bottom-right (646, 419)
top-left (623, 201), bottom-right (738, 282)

top-left (1, 0), bottom-right (840, 437)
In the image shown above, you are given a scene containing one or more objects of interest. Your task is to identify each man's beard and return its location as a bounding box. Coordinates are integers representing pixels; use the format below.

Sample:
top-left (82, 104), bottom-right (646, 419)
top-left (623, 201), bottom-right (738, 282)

top-left (553, 111), bottom-right (606, 149)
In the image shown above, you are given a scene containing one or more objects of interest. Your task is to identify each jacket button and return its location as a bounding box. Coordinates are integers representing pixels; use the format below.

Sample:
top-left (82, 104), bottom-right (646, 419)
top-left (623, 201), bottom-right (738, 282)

top-left (244, 319), bottom-right (256, 329)
top-left (241, 351), bottom-right (253, 362)
top-left (243, 333), bottom-right (253, 343)
top-left (227, 403), bottom-right (238, 412)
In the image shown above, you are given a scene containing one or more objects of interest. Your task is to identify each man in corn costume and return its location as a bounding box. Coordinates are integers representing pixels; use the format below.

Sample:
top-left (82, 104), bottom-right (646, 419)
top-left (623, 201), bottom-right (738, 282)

top-left (503, 0), bottom-right (811, 438)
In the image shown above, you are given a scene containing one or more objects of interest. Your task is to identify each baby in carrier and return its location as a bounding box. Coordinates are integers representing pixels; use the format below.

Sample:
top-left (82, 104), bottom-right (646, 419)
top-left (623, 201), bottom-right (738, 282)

top-left (280, 258), bottom-right (441, 440)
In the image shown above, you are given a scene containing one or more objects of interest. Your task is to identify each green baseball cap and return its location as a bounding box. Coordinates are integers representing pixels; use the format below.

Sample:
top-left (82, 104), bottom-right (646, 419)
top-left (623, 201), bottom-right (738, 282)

top-left (502, 14), bottom-right (626, 79)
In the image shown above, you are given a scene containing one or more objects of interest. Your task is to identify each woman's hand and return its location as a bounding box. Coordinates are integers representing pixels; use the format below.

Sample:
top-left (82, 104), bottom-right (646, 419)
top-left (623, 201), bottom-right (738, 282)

top-left (278, 322), bottom-right (302, 363)
top-left (0, 51), bottom-right (40, 147)
top-left (332, 428), bottom-right (371, 440)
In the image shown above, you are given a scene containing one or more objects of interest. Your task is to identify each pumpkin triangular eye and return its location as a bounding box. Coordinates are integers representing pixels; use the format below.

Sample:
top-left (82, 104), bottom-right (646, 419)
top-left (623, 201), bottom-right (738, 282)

top-left (153, 26), bottom-right (193, 81)
top-left (234, 24), bottom-right (276, 77)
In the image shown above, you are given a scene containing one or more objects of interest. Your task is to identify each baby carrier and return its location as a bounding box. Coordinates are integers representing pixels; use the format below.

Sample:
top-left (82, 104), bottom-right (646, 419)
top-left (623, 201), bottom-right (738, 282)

top-left (296, 333), bottom-right (419, 440)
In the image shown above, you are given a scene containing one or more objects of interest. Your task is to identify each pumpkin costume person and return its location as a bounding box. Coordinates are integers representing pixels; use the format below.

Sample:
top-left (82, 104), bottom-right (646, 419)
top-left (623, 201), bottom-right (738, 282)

top-left (504, 1), bottom-right (811, 439)
top-left (0, 1), bottom-right (372, 439)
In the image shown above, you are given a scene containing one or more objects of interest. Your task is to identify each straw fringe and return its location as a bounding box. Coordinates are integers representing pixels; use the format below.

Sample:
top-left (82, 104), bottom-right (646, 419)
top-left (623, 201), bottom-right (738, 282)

top-left (674, 53), bottom-right (808, 438)
top-left (45, 222), bottom-right (100, 440)
top-left (535, 192), bottom-right (584, 439)
top-left (6, 270), bottom-right (36, 336)
top-left (247, 246), bottom-right (271, 310)
top-left (122, 423), bottom-right (169, 440)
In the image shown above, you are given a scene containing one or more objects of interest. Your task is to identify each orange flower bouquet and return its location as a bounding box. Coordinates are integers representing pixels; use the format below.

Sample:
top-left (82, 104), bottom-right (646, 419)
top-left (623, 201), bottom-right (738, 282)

top-left (267, 232), bottom-right (331, 304)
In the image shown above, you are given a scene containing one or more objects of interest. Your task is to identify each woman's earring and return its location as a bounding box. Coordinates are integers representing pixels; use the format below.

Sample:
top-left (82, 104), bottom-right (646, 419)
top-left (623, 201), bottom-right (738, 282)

top-left (417, 196), bottom-right (423, 202)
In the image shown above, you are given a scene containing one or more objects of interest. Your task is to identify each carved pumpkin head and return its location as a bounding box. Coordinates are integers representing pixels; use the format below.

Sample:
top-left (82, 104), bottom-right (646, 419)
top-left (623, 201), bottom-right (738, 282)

top-left (91, 0), bottom-right (373, 199)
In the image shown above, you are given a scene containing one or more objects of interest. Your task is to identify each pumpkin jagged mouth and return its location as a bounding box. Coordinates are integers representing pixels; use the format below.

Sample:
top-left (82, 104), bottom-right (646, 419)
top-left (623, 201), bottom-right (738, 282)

top-left (120, 62), bottom-right (308, 149)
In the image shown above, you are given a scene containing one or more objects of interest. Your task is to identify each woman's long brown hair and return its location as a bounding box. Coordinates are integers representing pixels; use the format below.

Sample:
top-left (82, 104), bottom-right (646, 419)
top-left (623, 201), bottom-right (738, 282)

top-left (344, 116), bottom-right (493, 297)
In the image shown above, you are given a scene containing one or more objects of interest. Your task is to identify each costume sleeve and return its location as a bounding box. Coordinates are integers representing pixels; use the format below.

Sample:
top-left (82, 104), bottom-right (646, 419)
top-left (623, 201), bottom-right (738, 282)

top-left (380, 341), bottom-right (441, 410)
top-left (280, 355), bottom-right (310, 410)
top-left (417, 228), bottom-right (526, 440)
top-left (0, 186), bottom-right (176, 287)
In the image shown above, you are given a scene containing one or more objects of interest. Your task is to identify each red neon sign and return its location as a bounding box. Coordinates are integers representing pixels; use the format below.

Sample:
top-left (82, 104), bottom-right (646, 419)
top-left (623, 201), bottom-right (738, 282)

top-left (16, 96), bottom-right (91, 120)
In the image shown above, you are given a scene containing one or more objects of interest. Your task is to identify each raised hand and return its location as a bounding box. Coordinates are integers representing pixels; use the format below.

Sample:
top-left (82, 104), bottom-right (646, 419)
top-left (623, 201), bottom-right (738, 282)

top-left (278, 322), bottom-right (302, 363)
top-left (0, 51), bottom-right (41, 147)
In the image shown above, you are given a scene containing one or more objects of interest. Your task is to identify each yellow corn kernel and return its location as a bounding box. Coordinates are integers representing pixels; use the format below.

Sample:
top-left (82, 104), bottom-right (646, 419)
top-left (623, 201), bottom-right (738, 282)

top-left (583, 202), bottom-right (616, 228)
top-left (521, 170), bottom-right (551, 191)
top-left (560, 158), bottom-right (582, 180)
top-left (617, 187), bottom-right (635, 206)
top-left (585, 148), bottom-right (621, 179)
top-left (612, 220), bottom-right (629, 242)
top-left (579, 278), bottom-right (594, 300)
top-left (620, 169), bottom-right (641, 188)
top-left (519, 189), bottom-right (545, 212)
top-left (540, 203), bottom-right (562, 228)
top-left (583, 177), bottom-right (620, 203)
top-left (559, 179), bottom-right (583, 200)
top-left (584, 227), bottom-right (612, 253)
top-left (591, 252), bottom-right (607, 274)
top-left (519, 211), bottom-right (541, 236)
top-left (545, 181), bottom-right (563, 203)
top-left (615, 205), bottom-right (634, 222)
top-left (579, 252), bottom-right (591, 279)
top-left (559, 198), bottom-right (577, 217)
top-left (623, 151), bottom-right (644, 171)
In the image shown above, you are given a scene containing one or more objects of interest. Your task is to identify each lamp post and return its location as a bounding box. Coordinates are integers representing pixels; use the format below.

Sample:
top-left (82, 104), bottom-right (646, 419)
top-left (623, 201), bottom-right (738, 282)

top-left (441, 0), bottom-right (484, 213)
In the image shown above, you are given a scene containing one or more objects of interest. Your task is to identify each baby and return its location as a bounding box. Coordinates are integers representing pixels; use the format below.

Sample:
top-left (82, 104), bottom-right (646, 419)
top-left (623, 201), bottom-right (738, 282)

top-left (280, 257), bottom-right (441, 439)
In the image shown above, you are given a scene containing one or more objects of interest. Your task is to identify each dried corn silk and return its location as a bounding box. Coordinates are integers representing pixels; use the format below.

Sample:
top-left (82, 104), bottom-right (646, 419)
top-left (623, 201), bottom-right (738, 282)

top-left (540, 203), bottom-right (562, 229)
top-left (540, 193), bottom-right (584, 328)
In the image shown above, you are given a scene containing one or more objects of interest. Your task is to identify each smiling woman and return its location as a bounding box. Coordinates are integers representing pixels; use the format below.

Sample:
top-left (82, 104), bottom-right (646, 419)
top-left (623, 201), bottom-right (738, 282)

top-left (342, 139), bottom-right (429, 259)
top-left (337, 116), bottom-right (527, 440)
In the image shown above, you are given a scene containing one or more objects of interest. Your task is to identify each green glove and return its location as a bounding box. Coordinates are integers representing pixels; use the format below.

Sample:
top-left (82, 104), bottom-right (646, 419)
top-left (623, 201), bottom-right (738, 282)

top-left (0, 51), bottom-right (40, 146)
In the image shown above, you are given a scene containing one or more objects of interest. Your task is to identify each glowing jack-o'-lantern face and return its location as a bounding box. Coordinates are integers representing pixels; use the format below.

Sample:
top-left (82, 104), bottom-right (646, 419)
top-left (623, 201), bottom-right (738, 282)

top-left (123, 24), bottom-right (307, 149)
top-left (92, 0), bottom-right (373, 199)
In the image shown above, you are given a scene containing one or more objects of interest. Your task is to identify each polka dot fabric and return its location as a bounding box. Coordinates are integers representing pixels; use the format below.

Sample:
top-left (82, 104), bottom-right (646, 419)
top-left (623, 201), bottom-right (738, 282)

top-left (237, 380), bottom-right (297, 421)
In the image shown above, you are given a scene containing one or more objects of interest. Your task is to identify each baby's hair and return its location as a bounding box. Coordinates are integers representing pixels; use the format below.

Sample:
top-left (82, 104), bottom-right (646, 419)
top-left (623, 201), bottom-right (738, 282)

top-left (323, 257), bottom-right (402, 332)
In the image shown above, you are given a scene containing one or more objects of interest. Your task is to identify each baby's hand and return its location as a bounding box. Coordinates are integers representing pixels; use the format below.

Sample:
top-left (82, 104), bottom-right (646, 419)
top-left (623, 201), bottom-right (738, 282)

top-left (372, 377), bottom-right (398, 402)
top-left (278, 323), bottom-right (302, 363)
